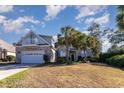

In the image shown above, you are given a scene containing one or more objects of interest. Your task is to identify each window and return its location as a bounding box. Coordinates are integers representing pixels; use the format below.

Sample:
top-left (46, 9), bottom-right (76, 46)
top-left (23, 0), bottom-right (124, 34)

top-left (60, 50), bottom-right (65, 57)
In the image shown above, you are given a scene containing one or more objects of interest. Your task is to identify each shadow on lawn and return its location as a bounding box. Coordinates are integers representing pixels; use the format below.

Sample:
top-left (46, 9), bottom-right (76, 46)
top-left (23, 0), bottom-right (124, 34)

top-left (35, 62), bottom-right (76, 68)
top-left (36, 62), bottom-right (124, 72)
top-left (90, 62), bottom-right (124, 71)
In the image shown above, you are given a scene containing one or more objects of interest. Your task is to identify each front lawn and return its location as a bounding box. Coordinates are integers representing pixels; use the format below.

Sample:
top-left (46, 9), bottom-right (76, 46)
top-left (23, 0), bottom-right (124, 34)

top-left (1, 63), bottom-right (124, 88)
top-left (0, 70), bottom-right (28, 88)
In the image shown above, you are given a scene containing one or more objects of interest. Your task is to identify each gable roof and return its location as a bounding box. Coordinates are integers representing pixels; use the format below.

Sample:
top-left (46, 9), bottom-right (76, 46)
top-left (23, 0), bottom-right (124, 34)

top-left (39, 35), bottom-right (53, 44)
top-left (17, 31), bottom-right (54, 46)
top-left (0, 39), bottom-right (15, 53)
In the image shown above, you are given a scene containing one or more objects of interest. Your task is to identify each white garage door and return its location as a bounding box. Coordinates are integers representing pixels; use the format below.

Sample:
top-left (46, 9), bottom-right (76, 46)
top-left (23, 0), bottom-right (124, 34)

top-left (21, 51), bottom-right (44, 64)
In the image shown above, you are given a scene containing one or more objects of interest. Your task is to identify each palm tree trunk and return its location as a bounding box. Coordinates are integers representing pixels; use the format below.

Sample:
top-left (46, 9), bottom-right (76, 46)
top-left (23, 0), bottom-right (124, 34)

top-left (84, 50), bottom-right (86, 60)
top-left (65, 31), bottom-right (69, 61)
top-left (84, 49), bottom-right (88, 61)
top-left (66, 45), bottom-right (69, 61)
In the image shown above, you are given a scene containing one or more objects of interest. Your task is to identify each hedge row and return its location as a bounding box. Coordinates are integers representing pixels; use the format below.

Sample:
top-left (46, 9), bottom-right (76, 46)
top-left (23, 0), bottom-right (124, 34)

top-left (100, 48), bottom-right (124, 62)
top-left (106, 54), bottom-right (124, 67)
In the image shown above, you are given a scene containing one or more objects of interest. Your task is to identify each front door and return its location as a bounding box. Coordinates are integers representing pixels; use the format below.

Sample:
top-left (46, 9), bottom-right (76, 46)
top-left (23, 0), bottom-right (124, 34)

top-left (70, 51), bottom-right (76, 61)
top-left (71, 54), bottom-right (75, 61)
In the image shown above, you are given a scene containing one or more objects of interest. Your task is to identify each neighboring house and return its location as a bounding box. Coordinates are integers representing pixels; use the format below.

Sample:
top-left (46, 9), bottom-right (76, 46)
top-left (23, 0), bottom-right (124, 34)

top-left (56, 45), bottom-right (92, 61)
top-left (56, 45), bottom-right (79, 61)
top-left (0, 39), bottom-right (15, 60)
top-left (15, 31), bottom-right (56, 64)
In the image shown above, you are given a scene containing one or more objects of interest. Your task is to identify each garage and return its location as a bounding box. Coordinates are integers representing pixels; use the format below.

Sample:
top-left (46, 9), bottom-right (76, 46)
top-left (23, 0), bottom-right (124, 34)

top-left (21, 51), bottom-right (45, 64)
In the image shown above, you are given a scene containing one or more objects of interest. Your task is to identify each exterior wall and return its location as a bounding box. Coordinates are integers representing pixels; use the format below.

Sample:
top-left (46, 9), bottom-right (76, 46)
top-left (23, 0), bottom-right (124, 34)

top-left (15, 31), bottom-right (56, 63)
top-left (48, 48), bottom-right (56, 62)
top-left (0, 48), bottom-right (2, 59)
top-left (0, 48), bottom-right (7, 59)
top-left (16, 45), bottom-right (55, 63)
top-left (79, 49), bottom-right (92, 57)
top-left (57, 46), bottom-right (77, 61)
top-left (16, 47), bottom-right (22, 63)
top-left (57, 46), bottom-right (93, 61)
top-left (7, 52), bottom-right (16, 56)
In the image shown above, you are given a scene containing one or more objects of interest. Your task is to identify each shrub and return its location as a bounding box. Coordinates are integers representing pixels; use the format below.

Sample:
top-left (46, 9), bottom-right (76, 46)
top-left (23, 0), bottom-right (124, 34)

top-left (57, 57), bottom-right (66, 64)
top-left (100, 47), bottom-right (124, 62)
top-left (1, 59), bottom-right (8, 62)
top-left (86, 56), bottom-right (100, 62)
top-left (6, 55), bottom-right (15, 62)
top-left (100, 53), bottom-right (114, 62)
top-left (43, 54), bottom-right (49, 63)
top-left (77, 56), bottom-right (84, 61)
top-left (57, 57), bottom-right (74, 64)
top-left (100, 53), bottom-right (118, 63)
top-left (106, 54), bottom-right (124, 67)
top-left (109, 47), bottom-right (124, 54)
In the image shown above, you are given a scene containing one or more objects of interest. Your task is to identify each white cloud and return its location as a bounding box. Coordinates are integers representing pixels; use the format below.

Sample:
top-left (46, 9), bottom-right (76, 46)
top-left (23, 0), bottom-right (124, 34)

top-left (95, 13), bottom-right (110, 25)
top-left (82, 30), bottom-right (90, 35)
top-left (75, 27), bottom-right (79, 30)
top-left (0, 15), bottom-right (6, 23)
top-left (84, 17), bottom-right (94, 24)
top-left (44, 5), bottom-right (67, 21)
top-left (4, 16), bottom-right (40, 32)
top-left (101, 34), bottom-right (112, 53)
top-left (75, 5), bottom-right (107, 21)
top-left (0, 5), bottom-right (13, 13)
top-left (15, 28), bottom-right (30, 34)
top-left (84, 13), bottom-right (110, 25)
top-left (101, 37), bottom-right (112, 52)
top-left (0, 16), bottom-right (40, 33)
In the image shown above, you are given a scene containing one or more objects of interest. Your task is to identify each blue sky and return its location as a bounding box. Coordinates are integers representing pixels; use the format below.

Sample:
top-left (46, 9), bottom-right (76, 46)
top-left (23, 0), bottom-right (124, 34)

top-left (0, 5), bottom-right (117, 44)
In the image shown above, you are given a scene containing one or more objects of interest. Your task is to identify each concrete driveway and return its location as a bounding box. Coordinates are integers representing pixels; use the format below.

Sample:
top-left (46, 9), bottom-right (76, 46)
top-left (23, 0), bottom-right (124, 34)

top-left (0, 64), bottom-right (36, 80)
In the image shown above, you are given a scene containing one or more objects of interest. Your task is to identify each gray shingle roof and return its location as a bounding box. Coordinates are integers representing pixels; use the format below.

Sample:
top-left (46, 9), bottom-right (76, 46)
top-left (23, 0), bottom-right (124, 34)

top-left (39, 35), bottom-right (53, 44)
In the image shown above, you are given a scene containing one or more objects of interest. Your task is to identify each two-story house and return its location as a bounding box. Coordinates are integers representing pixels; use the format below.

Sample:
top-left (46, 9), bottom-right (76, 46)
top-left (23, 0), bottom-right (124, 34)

top-left (15, 31), bottom-right (56, 64)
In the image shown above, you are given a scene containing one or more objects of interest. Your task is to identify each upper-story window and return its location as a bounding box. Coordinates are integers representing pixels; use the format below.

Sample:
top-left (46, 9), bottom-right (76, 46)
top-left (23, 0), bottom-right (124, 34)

top-left (22, 36), bottom-right (39, 45)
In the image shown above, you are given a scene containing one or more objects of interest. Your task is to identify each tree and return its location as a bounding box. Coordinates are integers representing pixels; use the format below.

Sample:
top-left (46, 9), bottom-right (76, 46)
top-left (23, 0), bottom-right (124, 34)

top-left (108, 44), bottom-right (118, 52)
top-left (72, 33), bottom-right (88, 58)
top-left (58, 25), bottom-right (101, 62)
top-left (60, 26), bottom-right (75, 61)
top-left (109, 6), bottom-right (124, 46)
top-left (110, 30), bottom-right (124, 46)
top-left (116, 6), bottom-right (124, 31)
top-left (72, 31), bottom-right (100, 58)
top-left (86, 36), bottom-right (100, 57)
top-left (87, 22), bottom-right (101, 57)
top-left (88, 22), bottom-right (100, 38)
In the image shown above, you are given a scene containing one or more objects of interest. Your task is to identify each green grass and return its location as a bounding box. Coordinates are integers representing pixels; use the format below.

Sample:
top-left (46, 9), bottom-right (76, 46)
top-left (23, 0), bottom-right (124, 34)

top-left (0, 70), bottom-right (28, 88)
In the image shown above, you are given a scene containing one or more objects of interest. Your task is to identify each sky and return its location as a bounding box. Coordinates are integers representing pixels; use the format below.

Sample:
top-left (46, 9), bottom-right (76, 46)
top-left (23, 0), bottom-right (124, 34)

top-left (0, 5), bottom-right (117, 46)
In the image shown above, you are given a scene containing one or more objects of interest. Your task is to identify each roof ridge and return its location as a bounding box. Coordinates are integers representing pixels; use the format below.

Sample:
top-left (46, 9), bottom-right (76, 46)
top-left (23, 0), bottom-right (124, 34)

top-left (39, 34), bottom-right (52, 37)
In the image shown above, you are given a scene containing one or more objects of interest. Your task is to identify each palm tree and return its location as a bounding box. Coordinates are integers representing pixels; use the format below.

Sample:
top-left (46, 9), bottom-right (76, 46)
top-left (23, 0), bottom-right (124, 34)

top-left (86, 36), bottom-right (100, 57)
top-left (60, 26), bottom-right (75, 61)
top-left (87, 22), bottom-right (101, 56)
top-left (116, 6), bottom-right (124, 31)
top-left (59, 26), bottom-right (101, 61)
top-left (72, 33), bottom-right (88, 59)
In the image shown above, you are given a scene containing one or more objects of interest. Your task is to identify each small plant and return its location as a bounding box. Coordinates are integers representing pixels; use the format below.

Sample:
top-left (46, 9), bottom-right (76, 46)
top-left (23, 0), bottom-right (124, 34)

top-left (43, 54), bottom-right (49, 63)
top-left (86, 56), bottom-right (100, 62)
top-left (57, 57), bottom-right (66, 64)
top-left (6, 55), bottom-right (15, 62)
